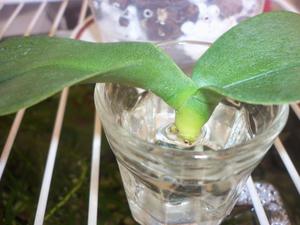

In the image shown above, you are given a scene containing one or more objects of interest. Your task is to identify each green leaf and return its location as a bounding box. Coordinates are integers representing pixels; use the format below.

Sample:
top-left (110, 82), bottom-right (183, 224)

top-left (0, 36), bottom-right (198, 116)
top-left (192, 12), bottom-right (300, 104)
top-left (0, 36), bottom-right (215, 141)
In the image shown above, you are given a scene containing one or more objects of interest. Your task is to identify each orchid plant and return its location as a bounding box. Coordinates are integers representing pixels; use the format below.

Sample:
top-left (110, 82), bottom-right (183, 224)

top-left (0, 12), bottom-right (300, 142)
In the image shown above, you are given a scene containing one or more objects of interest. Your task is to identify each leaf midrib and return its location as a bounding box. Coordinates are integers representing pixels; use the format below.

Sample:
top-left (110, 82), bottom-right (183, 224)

top-left (0, 59), bottom-right (146, 86)
top-left (221, 62), bottom-right (300, 89)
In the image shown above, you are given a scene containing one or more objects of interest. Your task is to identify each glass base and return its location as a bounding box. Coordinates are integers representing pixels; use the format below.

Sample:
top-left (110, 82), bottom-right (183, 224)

top-left (118, 163), bottom-right (235, 225)
top-left (129, 202), bottom-right (222, 225)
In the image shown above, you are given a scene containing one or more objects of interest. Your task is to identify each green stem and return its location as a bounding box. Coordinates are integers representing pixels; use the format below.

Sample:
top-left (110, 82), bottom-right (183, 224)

top-left (175, 89), bottom-right (222, 142)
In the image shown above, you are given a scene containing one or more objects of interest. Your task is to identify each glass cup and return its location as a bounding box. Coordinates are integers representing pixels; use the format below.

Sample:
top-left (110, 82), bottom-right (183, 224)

top-left (94, 41), bottom-right (289, 225)
top-left (90, 0), bottom-right (265, 43)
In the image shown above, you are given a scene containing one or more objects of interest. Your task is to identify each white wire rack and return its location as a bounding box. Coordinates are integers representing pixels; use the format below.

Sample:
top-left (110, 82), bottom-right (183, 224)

top-left (0, 0), bottom-right (299, 225)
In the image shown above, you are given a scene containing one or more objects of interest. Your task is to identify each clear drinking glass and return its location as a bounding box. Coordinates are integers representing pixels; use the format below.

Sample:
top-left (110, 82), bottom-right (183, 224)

top-left (94, 41), bottom-right (289, 225)
top-left (90, 0), bottom-right (265, 43)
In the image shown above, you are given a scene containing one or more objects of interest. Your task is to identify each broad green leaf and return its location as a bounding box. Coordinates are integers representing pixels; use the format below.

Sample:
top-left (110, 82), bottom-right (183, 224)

top-left (0, 36), bottom-right (221, 141)
top-left (0, 36), bottom-right (198, 116)
top-left (192, 12), bottom-right (300, 104)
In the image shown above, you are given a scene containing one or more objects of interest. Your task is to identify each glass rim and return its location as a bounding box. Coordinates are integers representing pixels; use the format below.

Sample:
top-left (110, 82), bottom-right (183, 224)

top-left (156, 40), bottom-right (212, 47)
top-left (94, 40), bottom-right (289, 160)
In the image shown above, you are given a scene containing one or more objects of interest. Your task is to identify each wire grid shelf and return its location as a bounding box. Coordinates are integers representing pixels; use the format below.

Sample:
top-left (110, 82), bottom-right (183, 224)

top-left (0, 0), bottom-right (299, 225)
